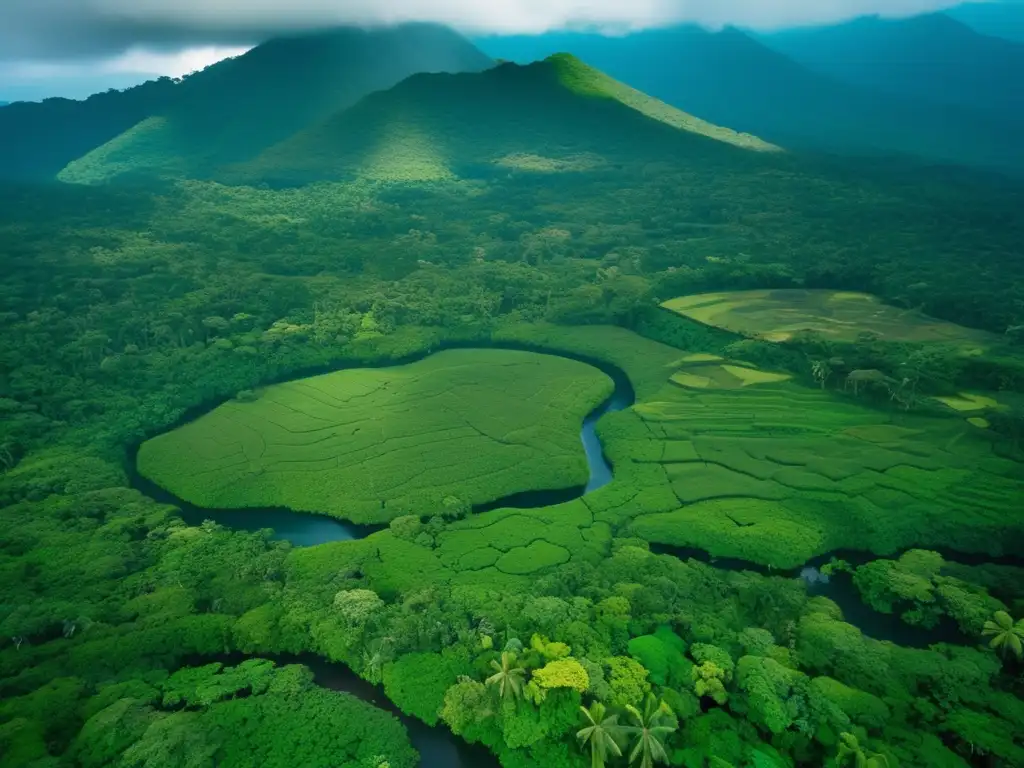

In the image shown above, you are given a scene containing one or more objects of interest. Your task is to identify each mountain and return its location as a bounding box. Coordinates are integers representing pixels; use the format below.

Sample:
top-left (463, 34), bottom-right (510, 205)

top-left (474, 25), bottom-right (1024, 175)
top-left (0, 79), bottom-right (180, 182)
top-left (227, 54), bottom-right (780, 186)
top-left (947, 2), bottom-right (1024, 43)
top-left (54, 24), bottom-right (492, 185)
top-left (761, 13), bottom-right (1024, 119)
top-left (0, 71), bottom-right (163, 104)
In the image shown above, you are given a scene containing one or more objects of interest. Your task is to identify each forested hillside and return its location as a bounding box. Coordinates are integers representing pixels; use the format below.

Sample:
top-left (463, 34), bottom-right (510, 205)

top-left (228, 54), bottom-right (777, 185)
top-left (0, 79), bottom-right (179, 181)
top-left (475, 25), bottom-right (1024, 175)
top-left (57, 24), bottom-right (493, 184)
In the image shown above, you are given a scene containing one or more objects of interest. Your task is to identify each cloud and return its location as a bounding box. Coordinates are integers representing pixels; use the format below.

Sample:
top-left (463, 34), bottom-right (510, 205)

top-left (1, 0), bottom-right (965, 61)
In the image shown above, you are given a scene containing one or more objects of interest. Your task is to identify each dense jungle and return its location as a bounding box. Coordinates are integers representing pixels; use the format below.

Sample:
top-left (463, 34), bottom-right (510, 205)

top-left (1, 12), bottom-right (1024, 768)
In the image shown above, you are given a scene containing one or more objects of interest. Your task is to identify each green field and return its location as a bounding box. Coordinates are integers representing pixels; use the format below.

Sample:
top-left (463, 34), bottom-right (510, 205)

top-left (331, 326), bottom-right (1024, 588)
top-left (138, 348), bottom-right (612, 523)
top-left (662, 289), bottom-right (998, 349)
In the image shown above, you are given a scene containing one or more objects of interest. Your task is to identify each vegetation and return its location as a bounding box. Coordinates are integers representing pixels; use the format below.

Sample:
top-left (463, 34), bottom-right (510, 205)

top-left (662, 289), bottom-right (998, 348)
top-left (226, 55), bottom-right (781, 186)
top-left (138, 349), bottom-right (611, 523)
top-left (474, 24), bottom-right (1024, 175)
top-left (2, 29), bottom-right (1024, 768)
top-left (54, 24), bottom-right (493, 185)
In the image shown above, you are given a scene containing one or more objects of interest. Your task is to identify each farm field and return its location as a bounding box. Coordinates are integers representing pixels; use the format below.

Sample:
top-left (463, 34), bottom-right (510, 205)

top-left (137, 348), bottom-right (613, 524)
top-left (661, 289), bottom-right (998, 349)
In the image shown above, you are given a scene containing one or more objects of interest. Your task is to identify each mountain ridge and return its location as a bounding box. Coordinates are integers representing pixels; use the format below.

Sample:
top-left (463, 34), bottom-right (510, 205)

top-left (474, 24), bottom-right (1024, 175)
top-left (224, 53), bottom-right (781, 187)
top-left (53, 24), bottom-right (493, 184)
top-left (760, 12), bottom-right (1024, 119)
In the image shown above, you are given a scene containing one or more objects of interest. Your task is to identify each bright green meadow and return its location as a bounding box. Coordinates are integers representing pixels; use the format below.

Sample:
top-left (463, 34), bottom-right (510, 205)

top-left (662, 289), bottom-right (999, 350)
top-left (138, 348), bottom-right (612, 523)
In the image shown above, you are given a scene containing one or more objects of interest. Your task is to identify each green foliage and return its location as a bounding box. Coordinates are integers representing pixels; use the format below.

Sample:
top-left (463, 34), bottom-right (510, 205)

top-left (3, 49), bottom-right (1024, 768)
top-left (383, 652), bottom-right (472, 725)
top-left (487, 651), bottom-right (527, 702)
top-left (627, 627), bottom-right (688, 687)
top-left (577, 701), bottom-right (624, 768)
top-left (623, 694), bottom-right (678, 768)
top-left (605, 657), bottom-right (652, 708)
top-left (981, 611), bottom-right (1024, 659)
top-left (70, 660), bottom-right (418, 768)
top-left (531, 658), bottom-right (590, 694)
top-left (854, 550), bottom-right (1005, 633)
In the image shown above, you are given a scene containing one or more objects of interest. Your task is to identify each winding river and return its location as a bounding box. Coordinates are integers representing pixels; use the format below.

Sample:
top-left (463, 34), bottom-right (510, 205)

top-left (133, 347), bottom-right (1012, 767)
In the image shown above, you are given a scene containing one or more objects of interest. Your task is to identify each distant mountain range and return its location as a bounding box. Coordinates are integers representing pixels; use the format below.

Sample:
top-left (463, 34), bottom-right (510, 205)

top-left (3, 16), bottom-right (1023, 185)
top-left (760, 12), bottom-right (1024, 119)
top-left (225, 53), bottom-right (779, 186)
top-left (57, 24), bottom-right (493, 184)
top-left (947, 1), bottom-right (1024, 42)
top-left (474, 24), bottom-right (1024, 175)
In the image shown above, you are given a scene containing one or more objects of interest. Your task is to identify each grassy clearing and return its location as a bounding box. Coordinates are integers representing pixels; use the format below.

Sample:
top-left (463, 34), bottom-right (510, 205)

top-left (661, 289), bottom-right (997, 349)
top-left (138, 348), bottom-right (611, 524)
top-left (935, 392), bottom-right (1001, 412)
top-left (616, 367), bottom-right (1024, 566)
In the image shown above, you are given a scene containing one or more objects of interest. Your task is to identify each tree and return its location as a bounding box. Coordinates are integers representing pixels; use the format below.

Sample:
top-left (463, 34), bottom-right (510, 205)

top-left (362, 637), bottom-right (393, 685)
top-left (577, 701), bottom-right (624, 768)
top-left (981, 611), bottom-right (1024, 659)
top-left (623, 694), bottom-right (676, 768)
top-left (486, 651), bottom-right (526, 703)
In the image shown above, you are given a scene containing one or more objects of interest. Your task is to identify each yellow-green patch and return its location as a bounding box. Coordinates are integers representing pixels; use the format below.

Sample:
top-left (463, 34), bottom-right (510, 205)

top-left (936, 392), bottom-right (1000, 412)
top-left (720, 365), bottom-right (791, 386)
top-left (661, 289), bottom-right (996, 349)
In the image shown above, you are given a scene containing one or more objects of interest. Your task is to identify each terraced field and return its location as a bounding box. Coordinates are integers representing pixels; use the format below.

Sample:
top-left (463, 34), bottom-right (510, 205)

top-left (662, 289), bottom-right (997, 349)
top-left (137, 349), bottom-right (613, 524)
top-left (309, 325), bottom-right (1024, 590)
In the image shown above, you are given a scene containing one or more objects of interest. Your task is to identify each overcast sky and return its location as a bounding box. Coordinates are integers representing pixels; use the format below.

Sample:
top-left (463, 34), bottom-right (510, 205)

top-left (0, 0), bottom-right (997, 101)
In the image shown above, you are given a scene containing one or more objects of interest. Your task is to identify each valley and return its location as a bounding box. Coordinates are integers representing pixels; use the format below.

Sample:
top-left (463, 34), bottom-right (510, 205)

top-left (1, 14), bottom-right (1024, 768)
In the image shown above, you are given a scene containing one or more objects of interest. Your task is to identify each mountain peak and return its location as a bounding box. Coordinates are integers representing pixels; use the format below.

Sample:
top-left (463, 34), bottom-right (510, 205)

top-left (57, 24), bottom-right (493, 184)
top-left (229, 56), bottom-right (779, 186)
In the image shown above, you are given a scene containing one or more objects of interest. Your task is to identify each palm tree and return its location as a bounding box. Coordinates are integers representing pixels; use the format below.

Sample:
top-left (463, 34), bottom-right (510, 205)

top-left (486, 651), bottom-right (526, 702)
top-left (982, 611), bottom-right (1024, 659)
top-left (362, 637), bottom-right (393, 684)
top-left (577, 702), bottom-right (624, 768)
top-left (623, 695), bottom-right (676, 768)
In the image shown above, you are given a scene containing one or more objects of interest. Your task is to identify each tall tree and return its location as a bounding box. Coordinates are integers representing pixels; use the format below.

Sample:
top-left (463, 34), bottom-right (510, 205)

top-left (576, 701), bottom-right (624, 768)
top-left (485, 651), bottom-right (526, 702)
top-left (623, 695), bottom-right (676, 768)
top-left (982, 611), bottom-right (1024, 659)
